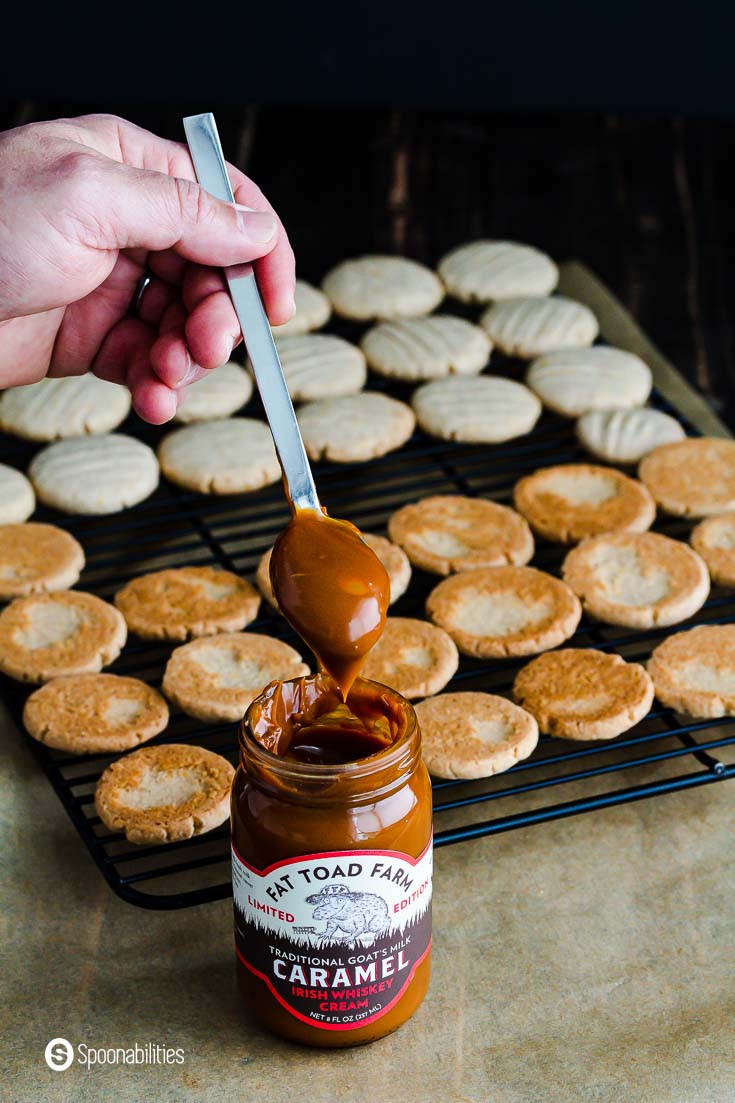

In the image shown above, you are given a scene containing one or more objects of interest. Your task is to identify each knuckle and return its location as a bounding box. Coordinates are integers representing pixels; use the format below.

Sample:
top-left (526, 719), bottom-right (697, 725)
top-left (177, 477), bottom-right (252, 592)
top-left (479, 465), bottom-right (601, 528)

top-left (173, 177), bottom-right (217, 228)
top-left (53, 148), bottom-right (100, 190)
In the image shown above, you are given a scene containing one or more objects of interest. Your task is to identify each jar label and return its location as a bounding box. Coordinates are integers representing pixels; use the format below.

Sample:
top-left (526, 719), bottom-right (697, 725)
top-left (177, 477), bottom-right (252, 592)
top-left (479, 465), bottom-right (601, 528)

top-left (232, 837), bottom-right (432, 1031)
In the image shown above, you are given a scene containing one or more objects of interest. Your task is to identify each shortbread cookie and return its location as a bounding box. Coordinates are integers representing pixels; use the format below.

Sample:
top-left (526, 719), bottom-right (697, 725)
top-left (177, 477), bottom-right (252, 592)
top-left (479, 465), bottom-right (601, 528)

top-left (174, 361), bottom-right (253, 423)
top-left (526, 347), bottom-right (652, 417)
top-left (297, 392), bottom-right (415, 462)
top-left (0, 465), bottom-right (35, 524)
top-left (415, 692), bottom-right (539, 779)
top-left (0, 591), bottom-right (126, 683)
top-left (480, 296), bottom-right (599, 358)
top-left (0, 523), bottom-right (85, 600)
top-left (690, 514), bottom-right (735, 587)
top-left (513, 464), bottom-right (655, 544)
top-left (95, 743), bottom-right (234, 844)
top-left (361, 617), bottom-right (459, 699)
top-left (0, 374), bottom-right (131, 440)
top-left (426, 566), bottom-right (581, 659)
top-left (388, 495), bottom-right (533, 575)
top-left (577, 407), bottom-right (685, 464)
top-left (412, 376), bottom-right (541, 443)
top-left (114, 567), bottom-right (260, 641)
top-left (361, 316), bottom-right (491, 381)
top-left (163, 632), bottom-right (309, 722)
top-left (648, 625), bottom-right (735, 718)
top-left (639, 437), bottom-right (735, 517)
top-left (272, 279), bottom-right (331, 337)
top-left (438, 240), bottom-right (558, 304)
top-left (158, 417), bottom-right (280, 494)
top-left (23, 674), bottom-right (168, 754)
top-left (271, 334), bottom-right (366, 400)
top-left (562, 532), bottom-right (709, 628)
top-left (322, 256), bottom-right (444, 320)
top-left (29, 434), bottom-right (159, 514)
top-left (513, 649), bottom-right (654, 740)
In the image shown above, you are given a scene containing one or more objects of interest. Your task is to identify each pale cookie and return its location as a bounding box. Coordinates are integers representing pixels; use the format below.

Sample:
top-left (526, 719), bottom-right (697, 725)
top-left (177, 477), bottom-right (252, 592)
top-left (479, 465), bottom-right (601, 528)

top-left (0, 374), bottom-right (131, 440)
top-left (388, 495), bottom-right (533, 576)
top-left (526, 347), bottom-right (652, 417)
top-left (415, 692), bottom-right (539, 779)
top-left (361, 315), bottom-right (491, 381)
top-left (562, 532), bottom-right (709, 629)
top-left (513, 464), bottom-right (655, 544)
top-left (158, 417), bottom-right (280, 494)
top-left (0, 523), bottom-right (85, 600)
top-left (114, 566), bottom-right (260, 641)
top-left (271, 334), bottom-right (366, 400)
top-left (639, 437), bottom-right (735, 517)
top-left (0, 465), bottom-right (35, 524)
top-left (297, 392), bottom-right (415, 463)
top-left (361, 617), bottom-right (459, 699)
top-left (94, 743), bottom-right (234, 844)
top-left (412, 375), bottom-right (541, 443)
top-left (513, 649), bottom-right (654, 740)
top-left (577, 407), bottom-right (685, 464)
top-left (29, 434), bottom-right (159, 515)
top-left (438, 240), bottom-right (558, 304)
top-left (163, 632), bottom-right (309, 722)
top-left (23, 674), bottom-right (168, 754)
top-left (690, 514), bottom-right (735, 587)
top-left (256, 532), bottom-right (411, 611)
top-left (272, 279), bottom-right (331, 336)
top-left (0, 590), bottom-right (126, 683)
top-left (174, 362), bottom-right (253, 423)
top-left (426, 566), bottom-right (581, 659)
top-left (480, 296), bottom-right (599, 358)
top-left (648, 624), bottom-right (735, 718)
top-left (321, 256), bottom-right (444, 320)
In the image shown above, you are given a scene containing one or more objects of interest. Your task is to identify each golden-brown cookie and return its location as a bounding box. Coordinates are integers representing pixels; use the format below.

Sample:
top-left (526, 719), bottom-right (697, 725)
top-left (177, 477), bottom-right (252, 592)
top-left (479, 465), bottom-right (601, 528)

top-left (647, 624), bottom-right (735, 718)
top-left (562, 531), bottom-right (710, 628)
top-left (94, 743), bottom-right (234, 844)
top-left (0, 523), bottom-right (85, 600)
top-left (513, 648), bottom-right (654, 740)
top-left (387, 495), bottom-right (533, 576)
top-left (114, 567), bottom-right (260, 641)
top-left (513, 463), bottom-right (655, 544)
top-left (361, 617), bottom-right (459, 699)
top-left (639, 437), bottom-right (735, 517)
top-left (690, 514), bottom-right (735, 587)
top-left (0, 591), bottom-right (126, 684)
top-left (415, 692), bottom-right (539, 779)
top-left (23, 674), bottom-right (168, 754)
top-left (425, 566), bottom-right (581, 658)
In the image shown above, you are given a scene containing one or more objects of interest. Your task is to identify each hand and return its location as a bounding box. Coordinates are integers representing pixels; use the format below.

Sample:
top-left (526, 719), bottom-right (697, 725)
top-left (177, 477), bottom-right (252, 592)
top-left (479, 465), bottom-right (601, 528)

top-left (0, 114), bottom-right (295, 423)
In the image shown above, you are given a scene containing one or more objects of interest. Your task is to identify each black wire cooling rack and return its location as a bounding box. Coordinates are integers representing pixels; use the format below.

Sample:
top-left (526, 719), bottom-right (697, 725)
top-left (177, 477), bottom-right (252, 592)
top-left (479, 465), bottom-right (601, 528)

top-left (3, 292), bottom-right (735, 909)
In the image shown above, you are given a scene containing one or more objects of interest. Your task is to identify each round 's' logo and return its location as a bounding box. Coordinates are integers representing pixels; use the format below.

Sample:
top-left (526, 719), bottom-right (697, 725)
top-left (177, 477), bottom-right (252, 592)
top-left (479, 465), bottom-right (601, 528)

top-left (45, 1038), bottom-right (74, 1072)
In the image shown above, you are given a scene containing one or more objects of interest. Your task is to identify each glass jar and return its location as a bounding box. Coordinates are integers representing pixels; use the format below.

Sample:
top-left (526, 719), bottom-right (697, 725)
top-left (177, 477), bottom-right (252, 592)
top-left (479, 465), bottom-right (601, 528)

top-left (231, 676), bottom-right (433, 1048)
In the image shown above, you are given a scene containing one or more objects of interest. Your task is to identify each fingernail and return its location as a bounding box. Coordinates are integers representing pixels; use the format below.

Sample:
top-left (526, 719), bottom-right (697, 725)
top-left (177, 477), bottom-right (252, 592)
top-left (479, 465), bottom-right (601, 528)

top-left (286, 295), bottom-right (296, 319)
top-left (165, 389), bottom-right (178, 420)
top-left (179, 362), bottom-right (200, 387)
top-left (237, 209), bottom-right (276, 243)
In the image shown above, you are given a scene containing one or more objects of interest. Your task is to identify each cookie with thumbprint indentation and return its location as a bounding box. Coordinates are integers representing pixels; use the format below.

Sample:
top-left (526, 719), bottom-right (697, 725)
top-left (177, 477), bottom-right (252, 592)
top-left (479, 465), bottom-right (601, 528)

top-left (526, 347), bottom-right (651, 418)
top-left (0, 590), bottom-right (126, 683)
top-left (297, 392), bottom-right (415, 463)
top-left (415, 692), bottom-right (539, 779)
top-left (272, 279), bottom-right (331, 336)
top-left (562, 531), bottom-right (709, 629)
top-left (94, 743), bottom-right (234, 844)
top-left (158, 417), bottom-right (280, 495)
top-left (412, 375), bottom-right (541, 444)
top-left (513, 463), bottom-right (655, 544)
top-left (29, 433), bottom-right (159, 514)
top-left (480, 296), bottom-right (598, 359)
top-left (513, 649), bottom-right (654, 740)
top-left (114, 567), bottom-right (260, 641)
top-left (0, 465), bottom-right (35, 524)
top-left (388, 495), bottom-right (533, 576)
top-left (322, 256), bottom-right (444, 320)
top-left (648, 624), bottom-right (735, 718)
top-left (426, 566), bottom-right (581, 659)
top-left (438, 240), bottom-right (558, 304)
top-left (270, 334), bottom-right (366, 400)
top-left (690, 514), bottom-right (735, 587)
top-left (0, 374), bottom-right (131, 441)
top-left (174, 362), bottom-right (253, 424)
top-left (23, 673), bottom-right (169, 754)
top-left (361, 617), bottom-right (458, 699)
top-left (576, 407), bottom-right (685, 465)
top-left (0, 523), bottom-right (85, 600)
top-left (361, 315), bottom-right (491, 381)
top-left (162, 632), bottom-right (309, 722)
top-left (639, 437), bottom-right (735, 518)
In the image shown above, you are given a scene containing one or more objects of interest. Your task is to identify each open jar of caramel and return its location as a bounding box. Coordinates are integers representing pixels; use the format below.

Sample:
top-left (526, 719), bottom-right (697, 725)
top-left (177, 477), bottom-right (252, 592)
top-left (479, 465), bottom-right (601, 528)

top-left (231, 674), bottom-right (433, 1047)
